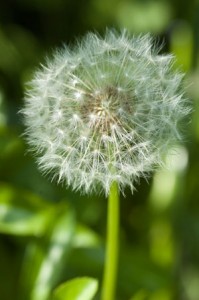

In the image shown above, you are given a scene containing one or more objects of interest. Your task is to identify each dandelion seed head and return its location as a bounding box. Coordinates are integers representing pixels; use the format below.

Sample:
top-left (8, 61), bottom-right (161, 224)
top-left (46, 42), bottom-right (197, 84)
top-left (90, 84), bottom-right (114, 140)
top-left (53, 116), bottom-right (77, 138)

top-left (21, 29), bottom-right (190, 195)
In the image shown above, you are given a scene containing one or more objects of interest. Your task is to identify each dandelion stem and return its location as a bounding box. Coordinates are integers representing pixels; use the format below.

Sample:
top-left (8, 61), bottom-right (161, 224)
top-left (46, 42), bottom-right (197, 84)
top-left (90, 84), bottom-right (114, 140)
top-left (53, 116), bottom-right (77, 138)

top-left (101, 181), bottom-right (120, 300)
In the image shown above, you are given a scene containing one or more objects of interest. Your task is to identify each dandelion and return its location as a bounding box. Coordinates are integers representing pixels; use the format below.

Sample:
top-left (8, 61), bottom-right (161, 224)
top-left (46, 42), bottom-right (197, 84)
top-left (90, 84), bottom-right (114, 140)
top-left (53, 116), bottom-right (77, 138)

top-left (22, 30), bottom-right (188, 195)
top-left (21, 29), bottom-right (189, 300)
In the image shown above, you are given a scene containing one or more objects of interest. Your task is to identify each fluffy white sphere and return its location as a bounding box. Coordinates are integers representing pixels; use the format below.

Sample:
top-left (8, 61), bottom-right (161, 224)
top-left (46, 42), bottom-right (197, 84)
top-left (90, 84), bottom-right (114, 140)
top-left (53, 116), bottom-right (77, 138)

top-left (22, 30), bottom-right (189, 194)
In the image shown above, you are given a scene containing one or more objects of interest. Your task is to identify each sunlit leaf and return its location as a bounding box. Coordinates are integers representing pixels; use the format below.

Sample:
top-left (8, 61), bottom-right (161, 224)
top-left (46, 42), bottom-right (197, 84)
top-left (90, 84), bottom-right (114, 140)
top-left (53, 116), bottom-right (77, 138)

top-left (52, 277), bottom-right (98, 300)
top-left (20, 203), bottom-right (75, 300)
top-left (72, 224), bottom-right (101, 248)
top-left (0, 183), bottom-right (54, 236)
top-left (0, 203), bottom-right (52, 235)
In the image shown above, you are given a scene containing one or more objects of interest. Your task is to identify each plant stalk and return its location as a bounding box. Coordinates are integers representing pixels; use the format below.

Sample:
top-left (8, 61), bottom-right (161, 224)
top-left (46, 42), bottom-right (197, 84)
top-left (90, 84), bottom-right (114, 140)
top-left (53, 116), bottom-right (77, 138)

top-left (101, 181), bottom-right (120, 300)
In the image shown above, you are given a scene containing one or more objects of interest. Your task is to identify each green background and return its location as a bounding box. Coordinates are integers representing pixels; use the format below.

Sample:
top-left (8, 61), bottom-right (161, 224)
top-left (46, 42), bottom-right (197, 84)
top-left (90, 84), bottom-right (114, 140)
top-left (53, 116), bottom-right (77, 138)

top-left (0, 0), bottom-right (198, 299)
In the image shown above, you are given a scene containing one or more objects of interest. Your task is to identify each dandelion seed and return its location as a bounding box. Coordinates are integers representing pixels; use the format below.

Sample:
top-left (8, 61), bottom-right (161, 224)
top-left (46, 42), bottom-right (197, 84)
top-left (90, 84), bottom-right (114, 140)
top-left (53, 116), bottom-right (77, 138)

top-left (21, 29), bottom-right (190, 195)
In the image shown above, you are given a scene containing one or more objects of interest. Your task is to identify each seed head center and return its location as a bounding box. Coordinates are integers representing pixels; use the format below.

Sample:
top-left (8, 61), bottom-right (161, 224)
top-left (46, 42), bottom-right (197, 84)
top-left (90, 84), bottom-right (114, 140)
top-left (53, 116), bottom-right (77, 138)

top-left (79, 85), bottom-right (125, 134)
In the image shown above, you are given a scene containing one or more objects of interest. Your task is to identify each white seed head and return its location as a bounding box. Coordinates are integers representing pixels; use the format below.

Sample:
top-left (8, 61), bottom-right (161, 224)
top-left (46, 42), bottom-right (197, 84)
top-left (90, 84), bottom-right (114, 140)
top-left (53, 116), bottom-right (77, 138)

top-left (21, 29), bottom-right (190, 195)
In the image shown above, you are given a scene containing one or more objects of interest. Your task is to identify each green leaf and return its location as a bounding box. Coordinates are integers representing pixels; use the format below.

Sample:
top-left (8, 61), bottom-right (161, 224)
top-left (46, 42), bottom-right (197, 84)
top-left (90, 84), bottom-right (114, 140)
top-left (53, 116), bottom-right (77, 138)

top-left (21, 204), bottom-right (75, 300)
top-left (72, 224), bottom-right (101, 248)
top-left (0, 183), bottom-right (53, 236)
top-left (0, 203), bottom-right (52, 235)
top-left (52, 277), bottom-right (98, 300)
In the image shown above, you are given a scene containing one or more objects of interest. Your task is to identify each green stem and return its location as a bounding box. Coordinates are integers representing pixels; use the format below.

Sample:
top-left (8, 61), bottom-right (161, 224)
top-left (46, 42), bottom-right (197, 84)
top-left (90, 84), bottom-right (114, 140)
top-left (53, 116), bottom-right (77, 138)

top-left (101, 181), bottom-right (120, 300)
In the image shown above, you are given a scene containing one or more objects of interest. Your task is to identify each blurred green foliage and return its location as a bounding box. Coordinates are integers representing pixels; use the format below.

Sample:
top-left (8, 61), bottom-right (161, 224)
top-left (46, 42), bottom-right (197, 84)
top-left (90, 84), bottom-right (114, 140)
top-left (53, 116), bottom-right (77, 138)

top-left (0, 0), bottom-right (199, 299)
top-left (52, 277), bottom-right (98, 300)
